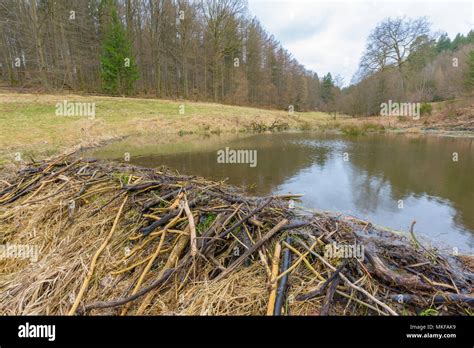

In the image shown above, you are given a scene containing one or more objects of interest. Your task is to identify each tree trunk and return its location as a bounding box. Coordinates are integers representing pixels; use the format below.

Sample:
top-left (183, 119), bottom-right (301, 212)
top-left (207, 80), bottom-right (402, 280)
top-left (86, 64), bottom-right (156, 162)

top-left (30, 0), bottom-right (50, 90)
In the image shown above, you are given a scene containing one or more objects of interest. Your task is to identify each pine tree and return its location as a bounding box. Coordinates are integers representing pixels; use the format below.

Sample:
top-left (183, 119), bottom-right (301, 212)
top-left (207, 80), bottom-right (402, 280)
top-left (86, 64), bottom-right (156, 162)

top-left (321, 73), bottom-right (334, 103)
top-left (435, 33), bottom-right (451, 53)
top-left (100, 3), bottom-right (138, 95)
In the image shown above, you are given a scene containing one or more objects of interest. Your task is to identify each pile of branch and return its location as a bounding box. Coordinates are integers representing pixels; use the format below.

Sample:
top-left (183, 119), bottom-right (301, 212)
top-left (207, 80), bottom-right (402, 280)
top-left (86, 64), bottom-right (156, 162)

top-left (0, 154), bottom-right (472, 316)
top-left (247, 119), bottom-right (289, 133)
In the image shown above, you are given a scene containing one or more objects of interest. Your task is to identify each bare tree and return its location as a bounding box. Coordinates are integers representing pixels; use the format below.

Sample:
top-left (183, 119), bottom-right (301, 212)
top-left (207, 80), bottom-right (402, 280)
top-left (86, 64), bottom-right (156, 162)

top-left (359, 16), bottom-right (431, 95)
top-left (201, 0), bottom-right (244, 101)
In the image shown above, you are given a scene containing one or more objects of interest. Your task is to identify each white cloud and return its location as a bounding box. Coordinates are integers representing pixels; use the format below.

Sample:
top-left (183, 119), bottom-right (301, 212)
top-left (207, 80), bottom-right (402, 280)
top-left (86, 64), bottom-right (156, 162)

top-left (248, 0), bottom-right (474, 85)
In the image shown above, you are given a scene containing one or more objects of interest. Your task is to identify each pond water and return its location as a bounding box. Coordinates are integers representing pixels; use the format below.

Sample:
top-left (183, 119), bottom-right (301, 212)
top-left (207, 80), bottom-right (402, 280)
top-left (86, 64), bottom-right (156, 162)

top-left (88, 132), bottom-right (474, 253)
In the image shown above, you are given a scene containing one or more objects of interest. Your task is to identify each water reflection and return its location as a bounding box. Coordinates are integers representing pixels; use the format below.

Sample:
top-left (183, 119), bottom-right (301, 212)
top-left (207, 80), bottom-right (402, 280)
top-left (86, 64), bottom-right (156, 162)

top-left (88, 132), bottom-right (474, 253)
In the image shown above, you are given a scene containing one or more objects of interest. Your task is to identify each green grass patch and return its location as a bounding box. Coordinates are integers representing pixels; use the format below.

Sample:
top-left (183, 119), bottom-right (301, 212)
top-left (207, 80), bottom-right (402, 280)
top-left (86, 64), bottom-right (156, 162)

top-left (197, 213), bottom-right (217, 234)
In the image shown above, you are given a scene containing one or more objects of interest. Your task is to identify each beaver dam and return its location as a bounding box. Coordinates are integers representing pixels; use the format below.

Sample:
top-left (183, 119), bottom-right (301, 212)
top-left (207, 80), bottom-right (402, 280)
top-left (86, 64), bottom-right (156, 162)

top-left (0, 153), bottom-right (473, 315)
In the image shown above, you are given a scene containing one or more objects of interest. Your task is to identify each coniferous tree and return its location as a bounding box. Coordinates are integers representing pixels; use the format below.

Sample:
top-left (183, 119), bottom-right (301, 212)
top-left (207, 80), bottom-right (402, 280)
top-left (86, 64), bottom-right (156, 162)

top-left (100, 3), bottom-right (138, 95)
top-left (436, 33), bottom-right (452, 53)
top-left (321, 73), bottom-right (334, 103)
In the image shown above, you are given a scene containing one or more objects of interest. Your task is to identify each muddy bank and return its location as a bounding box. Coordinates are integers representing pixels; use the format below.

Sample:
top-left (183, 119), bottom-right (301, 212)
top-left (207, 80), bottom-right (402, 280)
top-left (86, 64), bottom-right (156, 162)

top-left (0, 154), bottom-right (472, 315)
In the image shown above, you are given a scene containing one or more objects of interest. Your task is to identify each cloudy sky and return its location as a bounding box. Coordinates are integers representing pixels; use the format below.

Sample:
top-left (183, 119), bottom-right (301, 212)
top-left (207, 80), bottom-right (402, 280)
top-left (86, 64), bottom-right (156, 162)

top-left (247, 0), bottom-right (474, 86)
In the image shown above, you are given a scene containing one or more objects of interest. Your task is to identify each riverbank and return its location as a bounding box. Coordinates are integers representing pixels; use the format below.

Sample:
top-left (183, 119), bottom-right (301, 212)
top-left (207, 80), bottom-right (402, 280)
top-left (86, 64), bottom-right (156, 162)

top-left (0, 90), bottom-right (340, 165)
top-left (2, 90), bottom-right (473, 166)
top-left (0, 154), bottom-right (472, 315)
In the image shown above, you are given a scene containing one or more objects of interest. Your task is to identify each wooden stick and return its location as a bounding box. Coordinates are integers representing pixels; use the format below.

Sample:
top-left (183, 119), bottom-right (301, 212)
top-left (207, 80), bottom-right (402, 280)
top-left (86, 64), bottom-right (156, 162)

top-left (266, 243), bottom-right (281, 315)
top-left (169, 191), bottom-right (184, 209)
top-left (68, 194), bottom-right (128, 315)
top-left (183, 196), bottom-right (197, 257)
top-left (274, 238), bottom-right (292, 316)
top-left (214, 219), bottom-right (288, 282)
top-left (258, 250), bottom-right (271, 278)
top-left (320, 274), bottom-right (341, 315)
